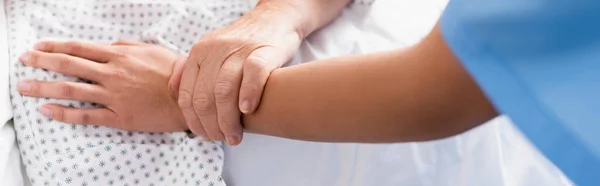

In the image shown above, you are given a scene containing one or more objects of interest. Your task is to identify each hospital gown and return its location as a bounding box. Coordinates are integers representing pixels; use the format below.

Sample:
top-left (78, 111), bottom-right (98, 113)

top-left (5, 0), bottom-right (376, 186)
top-left (6, 1), bottom-right (249, 186)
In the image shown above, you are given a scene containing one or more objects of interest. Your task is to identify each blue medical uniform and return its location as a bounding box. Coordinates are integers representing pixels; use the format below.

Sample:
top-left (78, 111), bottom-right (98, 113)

top-left (441, 0), bottom-right (600, 185)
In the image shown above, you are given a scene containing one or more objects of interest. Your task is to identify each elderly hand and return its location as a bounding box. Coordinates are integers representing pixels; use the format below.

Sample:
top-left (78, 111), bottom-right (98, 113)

top-left (18, 40), bottom-right (188, 132)
top-left (177, 2), bottom-right (304, 145)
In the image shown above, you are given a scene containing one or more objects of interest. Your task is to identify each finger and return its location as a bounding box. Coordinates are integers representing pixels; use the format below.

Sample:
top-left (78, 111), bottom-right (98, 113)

top-left (19, 50), bottom-right (107, 82)
top-left (193, 71), bottom-right (224, 142)
top-left (33, 41), bottom-right (117, 62)
top-left (214, 55), bottom-right (245, 146)
top-left (179, 44), bottom-right (208, 139)
top-left (169, 56), bottom-right (188, 93)
top-left (192, 43), bottom-right (229, 142)
top-left (112, 39), bottom-right (149, 46)
top-left (239, 46), bottom-right (284, 114)
top-left (18, 80), bottom-right (110, 105)
top-left (39, 104), bottom-right (118, 126)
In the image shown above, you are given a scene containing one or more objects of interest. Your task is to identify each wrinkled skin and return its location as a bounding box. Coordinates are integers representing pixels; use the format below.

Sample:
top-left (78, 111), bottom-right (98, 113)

top-left (177, 3), bottom-right (303, 145)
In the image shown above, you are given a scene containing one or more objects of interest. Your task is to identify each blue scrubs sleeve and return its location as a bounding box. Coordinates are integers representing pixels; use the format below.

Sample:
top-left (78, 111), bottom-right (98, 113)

top-left (441, 1), bottom-right (600, 185)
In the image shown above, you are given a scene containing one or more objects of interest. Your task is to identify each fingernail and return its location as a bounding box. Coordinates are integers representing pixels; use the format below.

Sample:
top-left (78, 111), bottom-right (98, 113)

top-left (226, 135), bottom-right (240, 146)
top-left (240, 100), bottom-right (252, 114)
top-left (18, 81), bottom-right (31, 93)
top-left (19, 52), bottom-right (30, 63)
top-left (39, 106), bottom-right (53, 117)
top-left (34, 43), bottom-right (45, 51)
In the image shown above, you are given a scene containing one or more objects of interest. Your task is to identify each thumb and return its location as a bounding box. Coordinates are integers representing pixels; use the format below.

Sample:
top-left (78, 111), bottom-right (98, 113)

top-left (239, 46), bottom-right (289, 114)
top-left (169, 56), bottom-right (188, 96)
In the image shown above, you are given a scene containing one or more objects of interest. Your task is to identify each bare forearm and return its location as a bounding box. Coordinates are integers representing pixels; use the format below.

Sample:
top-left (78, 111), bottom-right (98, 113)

top-left (256, 0), bottom-right (351, 38)
top-left (242, 25), bottom-right (498, 143)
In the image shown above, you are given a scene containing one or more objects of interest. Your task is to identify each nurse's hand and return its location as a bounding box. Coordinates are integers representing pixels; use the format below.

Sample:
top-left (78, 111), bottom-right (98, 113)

top-left (177, 3), bottom-right (303, 145)
top-left (18, 40), bottom-right (188, 132)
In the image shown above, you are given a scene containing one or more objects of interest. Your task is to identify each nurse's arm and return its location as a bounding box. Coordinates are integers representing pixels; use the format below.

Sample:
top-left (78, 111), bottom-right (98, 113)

top-left (242, 24), bottom-right (499, 143)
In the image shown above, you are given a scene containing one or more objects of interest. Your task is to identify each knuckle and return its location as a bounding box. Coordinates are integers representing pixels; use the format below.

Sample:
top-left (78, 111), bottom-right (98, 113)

top-left (178, 90), bottom-right (194, 109)
top-left (108, 69), bottom-right (127, 80)
top-left (59, 83), bottom-right (75, 98)
top-left (217, 111), bottom-right (242, 130)
top-left (212, 35), bottom-right (230, 43)
top-left (27, 81), bottom-right (39, 94)
top-left (65, 41), bottom-right (83, 55)
top-left (246, 55), bottom-right (270, 69)
top-left (214, 81), bottom-right (237, 102)
top-left (38, 41), bottom-right (52, 51)
top-left (192, 94), bottom-right (213, 114)
top-left (54, 108), bottom-right (66, 121)
top-left (191, 42), bottom-right (209, 52)
top-left (218, 116), bottom-right (235, 128)
top-left (209, 132), bottom-right (225, 141)
top-left (56, 56), bottom-right (73, 71)
top-left (80, 112), bottom-right (91, 124)
top-left (111, 50), bottom-right (129, 59)
top-left (26, 52), bottom-right (39, 66)
top-left (203, 33), bottom-right (220, 41)
top-left (96, 68), bottom-right (114, 80)
top-left (212, 33), bottom-right (239, 43)
top-left (108, 46), bottom-right (133, 59)
top-left (246, 58), bottom-right (275, 76)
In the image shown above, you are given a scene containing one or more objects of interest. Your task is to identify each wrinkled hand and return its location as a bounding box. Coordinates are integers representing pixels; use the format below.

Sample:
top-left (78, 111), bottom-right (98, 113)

top-left (177, 4), bottom-right (303, 145)
top-left (18, 40), bottom-right (188, 132)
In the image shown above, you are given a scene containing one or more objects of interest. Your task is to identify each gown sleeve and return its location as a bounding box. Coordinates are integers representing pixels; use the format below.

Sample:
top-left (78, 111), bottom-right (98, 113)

top-left (441, 0), bottom-right (600, 185)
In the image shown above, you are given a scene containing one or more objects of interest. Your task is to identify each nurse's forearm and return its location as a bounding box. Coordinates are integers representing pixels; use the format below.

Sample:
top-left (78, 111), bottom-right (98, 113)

top-left (242, 25), bottom-right (499, 143)
top-left (256, 0), bottom-right (351, 38)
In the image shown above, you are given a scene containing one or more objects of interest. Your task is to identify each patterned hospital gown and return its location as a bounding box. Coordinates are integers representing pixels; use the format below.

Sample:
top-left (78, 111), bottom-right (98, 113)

top-left (5, 0), bottom-right (375, 186)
